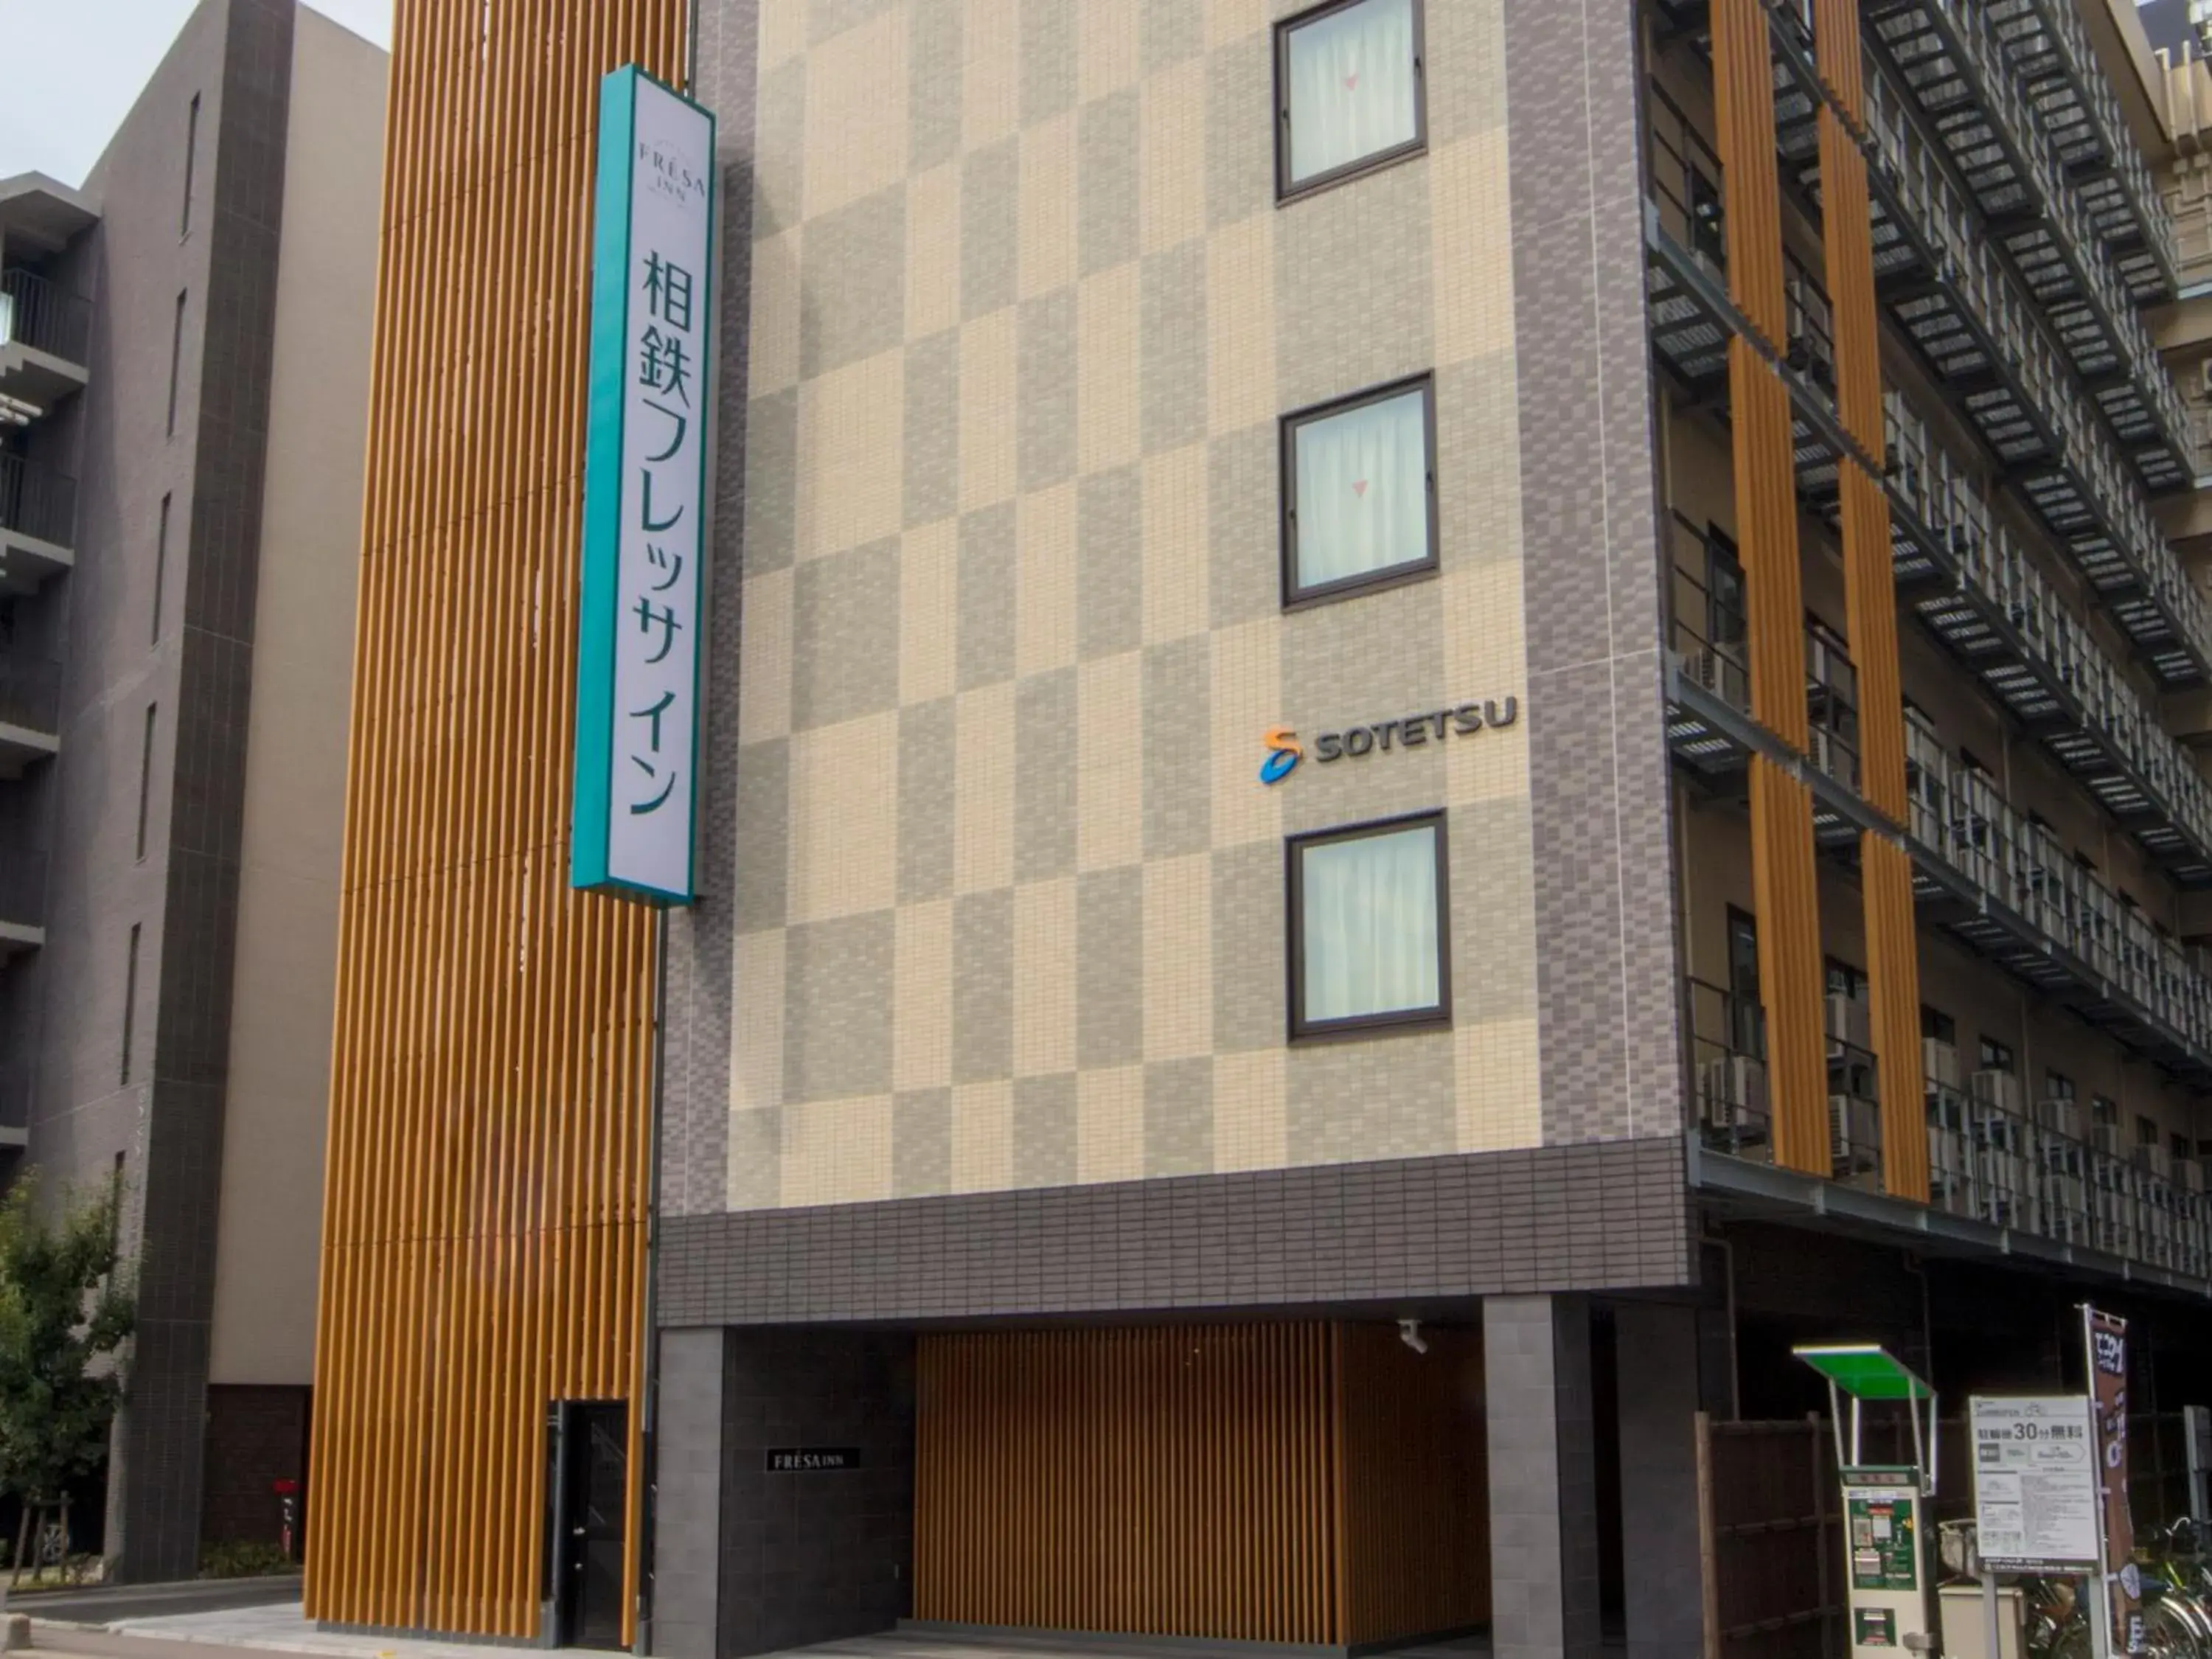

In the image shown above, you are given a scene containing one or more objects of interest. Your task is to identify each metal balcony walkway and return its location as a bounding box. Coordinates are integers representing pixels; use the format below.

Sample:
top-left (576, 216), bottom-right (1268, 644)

top-left (1985, 0), bottom-right (2183, 298)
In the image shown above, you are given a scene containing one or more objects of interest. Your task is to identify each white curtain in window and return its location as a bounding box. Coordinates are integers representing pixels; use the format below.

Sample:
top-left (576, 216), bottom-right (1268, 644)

top-left (1301, 824), bottom-right (1441, 1023)
top-left (1294, 387), bottom-right (1429, 589)
top-left (1286, 0), bottom-right (1419, 187)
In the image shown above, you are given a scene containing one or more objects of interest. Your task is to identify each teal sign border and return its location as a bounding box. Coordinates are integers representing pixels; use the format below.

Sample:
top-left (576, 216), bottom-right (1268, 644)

top-left (571, 64), bottom-right (715, 905)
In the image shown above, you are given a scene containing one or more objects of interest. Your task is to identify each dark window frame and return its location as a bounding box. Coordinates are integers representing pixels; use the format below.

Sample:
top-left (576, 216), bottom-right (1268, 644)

top-left (1285, 808), bottom-right (1452, 1042)
top-left (1273, 0), bottom-right (1430, 204)
top-left (1279, 372), bottom-right (1439, 610)
top-left (166, 291), bottom-right (187, 439)
top-left (181, 93), bottom-right (201, 239)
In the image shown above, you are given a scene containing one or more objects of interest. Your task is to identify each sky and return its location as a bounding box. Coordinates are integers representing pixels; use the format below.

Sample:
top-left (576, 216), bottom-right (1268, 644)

top-left (0, 0), bottom-right (393, 189)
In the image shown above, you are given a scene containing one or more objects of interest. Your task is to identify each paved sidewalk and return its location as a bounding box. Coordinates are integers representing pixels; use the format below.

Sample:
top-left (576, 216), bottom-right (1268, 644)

top-left (26, 1601), bottom-right (595, 1659)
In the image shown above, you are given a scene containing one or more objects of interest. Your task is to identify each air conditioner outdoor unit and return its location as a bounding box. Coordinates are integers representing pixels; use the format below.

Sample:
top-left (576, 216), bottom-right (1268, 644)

top-left (1924, 1038), bottom-right (1962, 1091)
top-left (2036, 1099), bottom-right (2081, 1141)
top-left (1969, 1068), bottom-right (2022, 1115)
top-left (1831, 1094), bottom-right (1879, 1178)
top-left (1679, 647), bottom-right (1722, 694)
top-left (2138, 1143), bottom-right (2175, 1182)
top-left (1826, 993), bottom-right (1873, 1051)
top-left (2091, 1124), bottom-right (2126, 1159)
top-left (1808, 728), bottom-right (1837, 780)
top-left (1700, 1056), bottom-right (1769, 1129)
top-left (2183, 1161), bottom-right (2208, 1196)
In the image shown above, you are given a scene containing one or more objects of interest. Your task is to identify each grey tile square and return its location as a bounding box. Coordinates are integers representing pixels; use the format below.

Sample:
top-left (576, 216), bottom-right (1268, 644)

top-left (791, 537), bottom-right (900, 731)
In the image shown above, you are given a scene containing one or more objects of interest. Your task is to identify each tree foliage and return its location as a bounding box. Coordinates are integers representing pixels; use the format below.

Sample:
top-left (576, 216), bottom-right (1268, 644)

top-left (0, 1176), bottom-right (133, 1507)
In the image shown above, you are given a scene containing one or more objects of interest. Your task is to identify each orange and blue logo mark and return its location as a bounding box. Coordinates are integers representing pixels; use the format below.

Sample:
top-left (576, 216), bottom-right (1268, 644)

top-left (1259, 727), bottom-right (1304, 785)
top-left (1259, 699), bottom-right (1521, 787)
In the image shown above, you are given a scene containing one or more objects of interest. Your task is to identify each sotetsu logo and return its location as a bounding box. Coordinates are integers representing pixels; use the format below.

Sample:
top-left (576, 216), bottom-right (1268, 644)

top-left (639, 140), bottom-right (707, 205)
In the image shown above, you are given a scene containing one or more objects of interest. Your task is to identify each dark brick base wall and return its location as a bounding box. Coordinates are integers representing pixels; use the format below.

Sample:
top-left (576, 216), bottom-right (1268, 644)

top-left (200, 1383), bottom-right (310, 1553)
top-left (716, 1331), bottom-right (914, 1658)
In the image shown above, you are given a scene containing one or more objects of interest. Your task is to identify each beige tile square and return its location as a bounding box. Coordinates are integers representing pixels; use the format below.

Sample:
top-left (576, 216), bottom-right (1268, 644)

top-left (1014, 877), bottom-right (1077, 1076)
top-left (1079, 1), bottom-right (1141, 102)
top-left (781, 1095), bottom-right (894, 1206)
top-left (1141, 443), bottom-right (1208, 644)
top-left (955, 681), bottom-right (1016, 893)
top-left (1433, 131), bottom-right (1516, 367)
top-left (1207, 215), bottom-right (1276, 435)
top-left (1077, 652), bottom-right (1143, 872)
top-left (1441, 564), bottom-right (1531, 804)
top-left (1144, 854), bottom-right (1213, 1060)
top-left (1077, 1065), bottom-right (1145, 1183)
top-left (963, 0), bottom-right (1021, 150)
top-left (894, 899), bottom-right (955, 1092)
top-left (906, 163), bottom-right (961, 342)
top-left (805, 10), bottom-right (911, 220)
top-left (757, 0), bottom-right (809, 72)
top-left (1015, 481), bottom-right (1077, 678)
top-left (959, 309), bottom-right (1018, 512)
top-left (1077, 263), bottom-right (1141, 476)
top-left (901, 518), bottom-right (959, 706)
top-left (1139, 56), bottom-right (1206, 255)
top-left (748, 226), bottom-right (803, 398)
top-left (787, 712), bottom-right (900, 922)
top-left (1211, 620), bottom-right (1282, 849)
top-left (797, 347), bottom-right (905, 560)
top-left (1455, 1017), bottom-right (1542, 1152)
top-left (729, 928), bottom-right (787, 1120)
top-left (1213, 1048), bottom-right (1287, 1172)
top-left (737, 567), bottom-right (794, 745)
top-left (1206, 0), bottom-right (1270, 46)
top-left (951, 1079), bottom-right (1014, 1192)
top-left (1019, 112), bottom-right (1077, 302)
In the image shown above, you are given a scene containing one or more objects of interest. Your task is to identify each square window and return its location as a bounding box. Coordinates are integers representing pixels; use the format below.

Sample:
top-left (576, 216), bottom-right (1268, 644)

top-left (1282, 376), bottom-right (1437, 605)
top-left (1288, 813), bottom-right (1450, 1038)
top-left (1276, 0), bottom-right (1427, 199)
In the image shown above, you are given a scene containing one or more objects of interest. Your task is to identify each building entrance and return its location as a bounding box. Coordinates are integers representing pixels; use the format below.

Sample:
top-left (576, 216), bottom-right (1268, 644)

top-left (546, 1401), bottom-right (628, 1650)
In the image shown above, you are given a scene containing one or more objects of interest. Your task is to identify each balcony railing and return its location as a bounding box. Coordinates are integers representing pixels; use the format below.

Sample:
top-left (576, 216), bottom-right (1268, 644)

top-left (1905, 716), bottom-right (2212, 1062)
top-left (1885, 393), bottom-right (2212, 884)
top-left (0, 453), bottom-right (77, 549)
top-left (1686, 976), bottom-right (1885, 1186)
top-left (1865, 0), bottom-right (2177, 302)
top-left (0, 659), bottom-right (60, 735)
top-left (1645, 67), bottom-right (2212, 687)
top-left (1927, 1077), bottom-right (2212, 1278)
top-left (1983, 0), bottom-right (2182, 294)
top-left (1691, 975), bottom-right (2212, 1277)
top-left (0, 269), bottom-right (89, 366)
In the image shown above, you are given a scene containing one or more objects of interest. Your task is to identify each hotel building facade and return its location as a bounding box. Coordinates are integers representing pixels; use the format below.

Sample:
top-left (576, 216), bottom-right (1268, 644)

top-left (306, 0), bottom-right (2212, 1654)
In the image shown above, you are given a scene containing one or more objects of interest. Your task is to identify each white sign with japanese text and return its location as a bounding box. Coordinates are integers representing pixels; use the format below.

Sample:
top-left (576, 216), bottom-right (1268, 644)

top-left (1971, 1395), bottom-right (2101, 1573)
top-left (574, 67), bottom-right (714, 903)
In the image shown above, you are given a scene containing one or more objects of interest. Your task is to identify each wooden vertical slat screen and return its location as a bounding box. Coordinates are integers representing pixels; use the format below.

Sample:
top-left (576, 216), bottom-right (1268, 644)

top-left (1815, 0), bottom-right (1930, 1201)
top-left (305, 0), bottom-right (686, 1641)
top-left (914, 1326), bottom-right (1490, 1649)
top-left (1716, 0), bottom-right (1830, 1178)
top-left (917, 1328), bottom-right (1352, 1644)
top-left (1332, 1324), bottom-right (1489, 1646)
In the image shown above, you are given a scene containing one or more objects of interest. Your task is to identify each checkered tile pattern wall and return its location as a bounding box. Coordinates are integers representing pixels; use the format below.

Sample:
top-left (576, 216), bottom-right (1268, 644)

top-left (687, 0), bottom-right (1558, 1214)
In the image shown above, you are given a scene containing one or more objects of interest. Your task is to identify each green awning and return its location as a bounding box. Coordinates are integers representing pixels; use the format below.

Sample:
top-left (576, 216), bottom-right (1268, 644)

top-left (1792, 1344), bottom-right (1933, 1401)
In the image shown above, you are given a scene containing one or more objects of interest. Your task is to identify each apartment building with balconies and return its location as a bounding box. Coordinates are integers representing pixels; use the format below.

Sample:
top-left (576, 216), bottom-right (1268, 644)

top-left (0, 0), bottom-right (383, 1580)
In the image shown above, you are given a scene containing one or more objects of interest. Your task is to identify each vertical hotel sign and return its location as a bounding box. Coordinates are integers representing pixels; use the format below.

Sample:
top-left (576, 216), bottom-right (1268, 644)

top-left (572, 66), bottom-right (714, 903)
top-left (2086, 1305), bottom-right (2142, 1655)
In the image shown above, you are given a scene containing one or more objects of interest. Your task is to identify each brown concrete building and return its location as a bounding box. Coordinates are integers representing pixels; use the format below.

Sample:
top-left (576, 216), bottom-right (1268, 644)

top-left (304, 0), bottom-right (2212, 1655)
top-left (0, 0), bottom-right (383, 1580)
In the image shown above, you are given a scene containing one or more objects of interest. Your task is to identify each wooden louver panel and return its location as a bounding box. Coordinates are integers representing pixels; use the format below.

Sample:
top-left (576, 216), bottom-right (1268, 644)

top-left (914, 1326), bottom-right (1489, 1649)
top-left (1816, 0), bottom-right (1928, 1200)
top-left (305, 0), bottom-right (686, 1641)
top-left (916, 1327), bottom-right (1343, 1644)
top-left (1715, 0), bottom-right (1831, 1181)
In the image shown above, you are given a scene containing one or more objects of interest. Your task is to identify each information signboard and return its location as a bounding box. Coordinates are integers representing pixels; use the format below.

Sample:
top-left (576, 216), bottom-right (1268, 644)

top-left (1970, 1395), bottom-right (2100, 1573)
